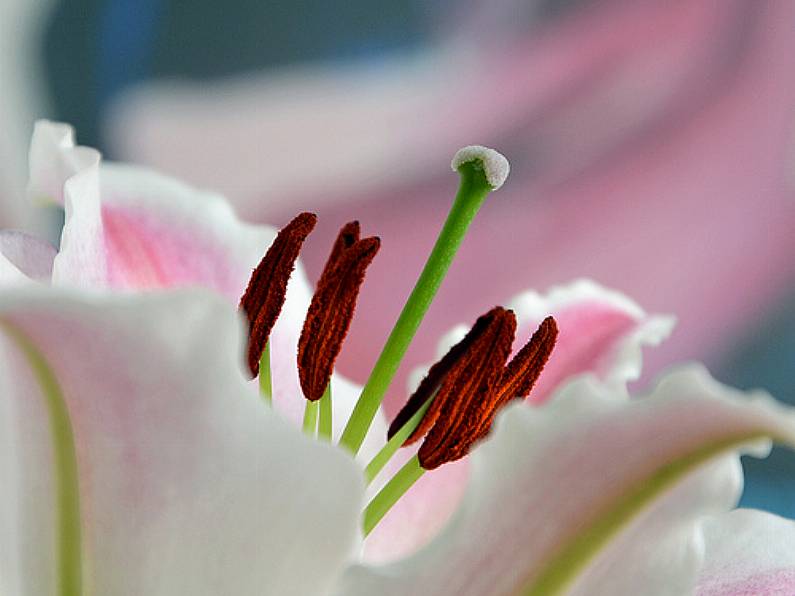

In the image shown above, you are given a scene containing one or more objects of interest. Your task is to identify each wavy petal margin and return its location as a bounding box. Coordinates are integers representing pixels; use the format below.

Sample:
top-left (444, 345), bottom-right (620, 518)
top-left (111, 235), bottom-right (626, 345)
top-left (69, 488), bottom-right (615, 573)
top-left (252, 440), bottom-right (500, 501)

top-left (343, 365), bottom-right (795, 596)
top-left (380, 280), bottom-right (674, 563)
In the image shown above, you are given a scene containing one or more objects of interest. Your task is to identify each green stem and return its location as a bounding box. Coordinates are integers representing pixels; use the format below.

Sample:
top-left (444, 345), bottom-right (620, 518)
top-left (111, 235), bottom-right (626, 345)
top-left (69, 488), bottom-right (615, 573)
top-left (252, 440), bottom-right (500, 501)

top-left (340, 163), bottom-right (493, 455)
top-left (302, 400), bottom-right (319, 436)
top-left (2, 323), bottom-right (83, 596)
top-left (365, 398), bottom-right (432, 484)
top-left (318, 384), bottom-right (332, 441)
top-left (258, 341), bottom-right (272, 405)
top-left (363, 455), bottom-right (425, 536)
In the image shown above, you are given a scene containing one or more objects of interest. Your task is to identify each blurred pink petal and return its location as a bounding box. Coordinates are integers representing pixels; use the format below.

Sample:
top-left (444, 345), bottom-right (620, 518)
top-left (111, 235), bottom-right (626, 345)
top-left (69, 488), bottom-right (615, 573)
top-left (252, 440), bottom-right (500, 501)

top-left (316, 0), bottom-right (795, 406)
top-left (108, 1), bottom-right (795, 410)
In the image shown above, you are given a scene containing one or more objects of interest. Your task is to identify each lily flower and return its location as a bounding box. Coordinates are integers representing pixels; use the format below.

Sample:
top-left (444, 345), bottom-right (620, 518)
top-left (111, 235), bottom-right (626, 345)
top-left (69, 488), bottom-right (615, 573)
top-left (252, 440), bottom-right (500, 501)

top-left (2, 122), bottom-right (795, 595)
top-left (9, 121), bottom-right (387, 448)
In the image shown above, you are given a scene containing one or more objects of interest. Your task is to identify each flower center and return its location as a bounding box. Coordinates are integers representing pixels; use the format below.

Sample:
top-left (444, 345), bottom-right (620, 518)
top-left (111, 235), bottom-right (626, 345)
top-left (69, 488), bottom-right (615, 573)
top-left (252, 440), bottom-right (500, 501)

top-left (238, 145), bottom-right (556, 536)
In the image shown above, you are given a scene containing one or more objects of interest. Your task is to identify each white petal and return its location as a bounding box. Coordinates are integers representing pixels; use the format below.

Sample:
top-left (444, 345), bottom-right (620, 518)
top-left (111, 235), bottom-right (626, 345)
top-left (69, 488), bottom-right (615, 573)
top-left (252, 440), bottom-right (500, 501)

top-left (342, 365), bottom-right (795, 596)
top-left (697, 509), bottom-right (795, 595)
top-left (0, 288), bottom-right (363, 595)
top-left (27, 120), bottom-right (106, 285)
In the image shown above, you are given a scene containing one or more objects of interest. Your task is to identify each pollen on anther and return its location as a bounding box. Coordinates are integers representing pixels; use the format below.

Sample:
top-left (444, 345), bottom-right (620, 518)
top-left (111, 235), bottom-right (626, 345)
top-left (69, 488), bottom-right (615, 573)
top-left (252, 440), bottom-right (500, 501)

top-left (297, 222), bottom-right (380, 401)
top-left (452, 145), bottom-right (510, 190)
top-left (240, 212), bottom-right (317, 377)
top-left (389, 310), bottom-right (558, 471)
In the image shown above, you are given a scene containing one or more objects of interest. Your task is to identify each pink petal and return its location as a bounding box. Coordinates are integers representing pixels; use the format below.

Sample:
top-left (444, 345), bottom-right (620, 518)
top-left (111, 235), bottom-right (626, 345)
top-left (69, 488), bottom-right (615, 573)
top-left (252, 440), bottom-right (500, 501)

top-left (697, 510), bottom-right (795, 596)
top-left (0, 288), bottom-right (364, 595)
top-left (509, 279), bottom-right (673, 402)
top-left (28, 121), bottom-right (278, 299)
top-left (344, 366), bottom-right (795, 595)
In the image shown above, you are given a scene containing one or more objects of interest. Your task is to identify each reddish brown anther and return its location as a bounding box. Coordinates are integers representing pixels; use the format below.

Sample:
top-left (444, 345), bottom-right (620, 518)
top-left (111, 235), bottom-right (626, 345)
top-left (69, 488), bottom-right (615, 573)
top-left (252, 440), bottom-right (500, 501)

top-left (471, 316), bottom-right (558, 443)
top-left (389, 310), bottom-right (558, 470)
top-left (297, 222), bottom-right (380, 401)
top-left (240, 212), bottom-right (317, 377)
top-left (387, 308), bottom-right (510, 444)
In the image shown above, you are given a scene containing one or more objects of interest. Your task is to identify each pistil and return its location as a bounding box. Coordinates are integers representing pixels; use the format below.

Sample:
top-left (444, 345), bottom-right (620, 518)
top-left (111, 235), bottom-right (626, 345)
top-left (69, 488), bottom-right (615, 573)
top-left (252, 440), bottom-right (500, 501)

top-left (340, 146), bottom-right (510, 455)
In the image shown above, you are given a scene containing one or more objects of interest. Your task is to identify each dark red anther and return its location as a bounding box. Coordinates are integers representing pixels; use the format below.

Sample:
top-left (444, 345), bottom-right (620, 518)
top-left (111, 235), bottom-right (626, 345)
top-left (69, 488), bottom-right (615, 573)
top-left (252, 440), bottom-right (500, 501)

top-left (389, 310), bottom-right (558, 470)
top-left (471, 316), bottom-right (558, 444)
top-left (297, 222), bottom-right (380, 401)
top-left (240, 212), bottom-right (316, 377)
top-left (387, 308), bottom-right (509, 444)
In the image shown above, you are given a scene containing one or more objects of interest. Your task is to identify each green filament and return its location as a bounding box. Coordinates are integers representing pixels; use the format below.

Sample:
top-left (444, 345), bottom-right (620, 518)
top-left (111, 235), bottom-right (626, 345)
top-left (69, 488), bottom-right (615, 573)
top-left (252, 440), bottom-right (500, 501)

top-left (365, 398), bottom-right (432, 484)
top-left (363, 455), bottom-right (425, 536)
top-left (258, 342), bottom-right (272, 404)
top-left (318, 384), bottom-right (332, 441)
top-left (302, 400), bottom-right (319, 436)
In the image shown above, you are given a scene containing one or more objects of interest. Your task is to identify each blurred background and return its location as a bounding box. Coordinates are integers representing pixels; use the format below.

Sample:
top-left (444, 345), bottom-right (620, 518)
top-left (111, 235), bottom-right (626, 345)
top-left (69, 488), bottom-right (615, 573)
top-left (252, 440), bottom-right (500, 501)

top-left (2, 0), bottom-right (794, 514)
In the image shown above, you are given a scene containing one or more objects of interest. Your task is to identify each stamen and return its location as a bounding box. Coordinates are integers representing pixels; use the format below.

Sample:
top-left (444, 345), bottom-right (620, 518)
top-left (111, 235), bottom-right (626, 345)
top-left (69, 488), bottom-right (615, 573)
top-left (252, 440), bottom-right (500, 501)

top-left (387, 308), bottom-right (511, 444)
top-left (240, 212), bottom-right (316, 377)
top-left (297, 222), bottom-right (380, 401)
top-left (472, 316), bottom-right (558, 442)
top-left (363, 309), bottom-right (522, 533)
top-left (418, 308), bottom-right (516, 470)
top-left (388, 313), bottom-right (558, 471)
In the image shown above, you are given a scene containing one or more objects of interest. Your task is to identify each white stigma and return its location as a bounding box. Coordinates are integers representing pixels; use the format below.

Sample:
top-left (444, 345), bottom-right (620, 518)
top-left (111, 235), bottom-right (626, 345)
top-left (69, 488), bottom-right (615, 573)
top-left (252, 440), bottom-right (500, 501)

top-left (451, 145), bottom-right (510, 190)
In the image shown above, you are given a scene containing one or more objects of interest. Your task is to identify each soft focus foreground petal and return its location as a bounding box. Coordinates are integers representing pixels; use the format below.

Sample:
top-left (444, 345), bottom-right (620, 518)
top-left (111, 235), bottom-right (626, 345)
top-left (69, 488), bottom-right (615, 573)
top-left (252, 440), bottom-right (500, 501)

top-left (697, 509), bottom-right (795, 595)
top-left (0, 230), bottom-right (55, 283)
top-left (343, 366), bottom-right (795, 596)
top-left (0, 288), bottom-right (363, 596)
top-left (368, 281), bottom-right (672, 561)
